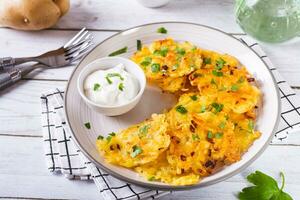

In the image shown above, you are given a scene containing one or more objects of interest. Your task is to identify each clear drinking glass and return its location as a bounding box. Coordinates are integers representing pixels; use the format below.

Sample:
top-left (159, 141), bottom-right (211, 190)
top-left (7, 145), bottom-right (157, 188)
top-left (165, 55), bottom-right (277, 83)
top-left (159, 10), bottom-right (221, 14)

top-left (235, 0), bottom-right (300, 43)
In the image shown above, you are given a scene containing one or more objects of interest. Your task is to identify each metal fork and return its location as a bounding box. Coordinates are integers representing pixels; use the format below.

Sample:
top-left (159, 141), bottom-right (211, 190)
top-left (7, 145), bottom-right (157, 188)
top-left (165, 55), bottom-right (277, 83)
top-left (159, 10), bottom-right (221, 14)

top-left (0, 27), bottom-right (93, 90)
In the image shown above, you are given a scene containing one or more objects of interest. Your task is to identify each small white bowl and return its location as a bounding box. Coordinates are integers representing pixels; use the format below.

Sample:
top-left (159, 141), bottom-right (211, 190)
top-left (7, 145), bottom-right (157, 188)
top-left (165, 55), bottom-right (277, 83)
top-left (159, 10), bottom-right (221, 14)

top-left (136, 0), bottom-right (171, 8)
top-left (77, 57), bottom-right (146, 116)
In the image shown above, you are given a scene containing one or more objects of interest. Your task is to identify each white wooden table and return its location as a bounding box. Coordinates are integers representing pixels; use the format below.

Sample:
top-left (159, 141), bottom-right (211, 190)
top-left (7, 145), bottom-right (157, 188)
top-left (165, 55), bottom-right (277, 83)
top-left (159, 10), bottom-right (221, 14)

top-left (0, 0), bottom-right (299, 199)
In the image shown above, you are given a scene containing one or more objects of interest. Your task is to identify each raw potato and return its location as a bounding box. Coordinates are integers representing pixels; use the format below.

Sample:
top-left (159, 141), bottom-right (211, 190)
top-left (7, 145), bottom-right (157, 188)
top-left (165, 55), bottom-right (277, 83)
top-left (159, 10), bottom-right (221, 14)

top-left (0, 0), bottom-right (70, 30)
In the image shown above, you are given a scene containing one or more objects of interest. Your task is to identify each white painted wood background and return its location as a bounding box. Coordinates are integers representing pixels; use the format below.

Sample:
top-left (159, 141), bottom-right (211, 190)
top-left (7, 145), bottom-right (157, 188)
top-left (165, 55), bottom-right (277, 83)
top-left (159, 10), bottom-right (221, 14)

top-left (0, 0), bottom-right (299, 199)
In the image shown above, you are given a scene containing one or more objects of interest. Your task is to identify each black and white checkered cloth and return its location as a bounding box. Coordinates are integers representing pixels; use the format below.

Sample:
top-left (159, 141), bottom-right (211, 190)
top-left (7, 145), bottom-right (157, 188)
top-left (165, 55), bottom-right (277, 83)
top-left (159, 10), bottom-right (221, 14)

top-left (40, 36), bottom-right (300, 200)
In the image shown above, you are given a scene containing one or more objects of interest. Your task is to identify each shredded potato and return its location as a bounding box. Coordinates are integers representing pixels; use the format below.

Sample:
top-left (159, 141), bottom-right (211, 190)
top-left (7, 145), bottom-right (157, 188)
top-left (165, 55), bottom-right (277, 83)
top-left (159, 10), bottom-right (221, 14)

top-left (97, 38), bottom-right (261, 185)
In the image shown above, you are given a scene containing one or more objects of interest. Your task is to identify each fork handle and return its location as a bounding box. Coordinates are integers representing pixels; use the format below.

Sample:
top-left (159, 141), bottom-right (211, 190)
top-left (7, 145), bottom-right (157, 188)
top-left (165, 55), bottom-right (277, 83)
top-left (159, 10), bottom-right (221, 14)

top-left (0, 69), bottom-right (22, 90)
top-left (0, 57), bottom-right (16, 71)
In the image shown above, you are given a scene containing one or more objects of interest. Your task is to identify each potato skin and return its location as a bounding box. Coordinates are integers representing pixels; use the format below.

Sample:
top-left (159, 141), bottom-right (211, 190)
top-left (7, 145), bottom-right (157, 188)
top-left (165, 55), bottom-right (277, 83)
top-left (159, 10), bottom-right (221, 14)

top-left (0, 0), bottom-right (70, 30)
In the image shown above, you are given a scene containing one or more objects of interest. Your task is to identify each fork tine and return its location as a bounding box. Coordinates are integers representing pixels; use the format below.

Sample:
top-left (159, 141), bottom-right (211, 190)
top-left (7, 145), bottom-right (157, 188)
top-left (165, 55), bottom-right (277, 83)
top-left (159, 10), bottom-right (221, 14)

top-left (64, 36), bottom-right (92, 53)
top-left (65, 39), bottom-right (93, 57)
top-left (70, 31), bottom-right (89, 46)
top-left (66, 42), bottom-right (93, 61)
top-left (63, 27), bottom-right (86, 48)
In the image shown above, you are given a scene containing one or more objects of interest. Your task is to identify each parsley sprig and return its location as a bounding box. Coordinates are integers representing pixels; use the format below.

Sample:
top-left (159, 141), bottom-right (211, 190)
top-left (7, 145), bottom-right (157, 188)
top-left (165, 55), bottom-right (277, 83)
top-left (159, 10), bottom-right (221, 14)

top-left (239, 171), bottom-right (293, 200)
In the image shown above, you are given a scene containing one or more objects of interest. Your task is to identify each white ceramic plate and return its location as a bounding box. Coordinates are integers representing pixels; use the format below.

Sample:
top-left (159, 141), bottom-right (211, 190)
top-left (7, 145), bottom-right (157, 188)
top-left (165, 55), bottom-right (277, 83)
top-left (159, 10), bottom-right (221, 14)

top-left (65, 22), bottom-right (281, 190)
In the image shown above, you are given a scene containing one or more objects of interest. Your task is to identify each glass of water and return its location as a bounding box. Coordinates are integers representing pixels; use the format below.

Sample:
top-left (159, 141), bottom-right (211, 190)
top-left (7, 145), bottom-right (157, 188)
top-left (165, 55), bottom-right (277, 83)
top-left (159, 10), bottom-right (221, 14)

top-left (235, 0), bottom-right (300, 43)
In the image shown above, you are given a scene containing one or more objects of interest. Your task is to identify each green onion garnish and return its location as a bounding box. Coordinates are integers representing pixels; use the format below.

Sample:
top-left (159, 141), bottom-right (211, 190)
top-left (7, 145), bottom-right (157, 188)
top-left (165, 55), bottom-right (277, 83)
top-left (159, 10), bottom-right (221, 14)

top-left (131, 145), bottom-right (143, 158)
top-left (140, 57), bottom-right (152, 66)
top-left (118, 83), bottom-right (124, 91)
top-left (200, 105), bottom-right (206, 113)
top-left (148, 176), bottom-right (155, 181)
top-left (219, 121), bottom-right (226, 129)
top-left (106, 132), bottom-right (116, 143)
top-left (211, 102), bottom-right (224, 113)
top-left (215, 58), bottom-right (226, 70)
top-left (93, 83), bottom-right (101, 91)
top-left (139, 124), bottom-right (150, 137)
top-left (176, 105), bottom-right (188, 114)
top-left (203, 58), bottom-right (211, 65)
top-left (207, 131), bottom-right (213, 139)
top-left (108, 47), bottom-right (128, 56)
top-left (151, 63), bottom-right (160, 73)
top-left (137, 40), bottom-right (142, 51)
top-left (192, 134), bottom-right (200, 141)
top-left (84, 122), bottom-right (91, 129)
top-left (176, 48), bottom-right (186, 56)
top-left (106, 73), bottom-right (124, 80)
top-left (231, 84), bottom-right (239, 92)
top-left (154, 47), bottom-right (168, 57)
top-left (215, 132), bottom-right (223, 139)
top-left (212, 70), bottom-right (223, 77)
top-left (106, 77), bottom-right (112, 84)
top-left (157, 27), bottom-right (168, 34)
top-left (190, 95), bottom-right (198, 101)
top-left (97, 135), bottom-right (104, 140)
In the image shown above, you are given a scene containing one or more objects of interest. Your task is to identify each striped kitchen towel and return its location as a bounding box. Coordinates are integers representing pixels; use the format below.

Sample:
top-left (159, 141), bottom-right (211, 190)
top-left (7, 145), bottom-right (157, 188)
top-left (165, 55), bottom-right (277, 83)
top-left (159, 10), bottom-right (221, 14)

top-left (40, 35), bottom-right (300, 200)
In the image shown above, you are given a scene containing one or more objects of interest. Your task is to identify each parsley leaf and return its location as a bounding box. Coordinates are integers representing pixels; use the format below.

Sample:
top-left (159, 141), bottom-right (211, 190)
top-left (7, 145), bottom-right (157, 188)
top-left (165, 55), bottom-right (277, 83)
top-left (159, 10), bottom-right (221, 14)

top-left (157, 27), bottom-right (168, 34)
top-left (176, 105), bottom-right (188, 114)
top-left (131, 145), bottom-right (143, 158)
top-left (239, 171), bottom-right (293, 200)
top-left (108, 47), bottom-right (127, 56)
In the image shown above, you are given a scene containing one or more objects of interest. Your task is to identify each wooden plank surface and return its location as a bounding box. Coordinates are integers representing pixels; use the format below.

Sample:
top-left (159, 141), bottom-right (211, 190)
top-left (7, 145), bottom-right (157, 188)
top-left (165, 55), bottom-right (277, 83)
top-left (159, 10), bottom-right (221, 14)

top-left (0, 135), bottom-right (299, 199)
top-left (0, 29), bottom-right (299, 86)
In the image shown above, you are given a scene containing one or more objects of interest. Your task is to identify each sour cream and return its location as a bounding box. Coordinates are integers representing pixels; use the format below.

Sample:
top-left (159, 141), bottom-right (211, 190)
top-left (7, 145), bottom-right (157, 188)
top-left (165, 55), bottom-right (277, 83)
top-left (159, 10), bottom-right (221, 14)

top-left (84, 63), bottom-right (139, 106)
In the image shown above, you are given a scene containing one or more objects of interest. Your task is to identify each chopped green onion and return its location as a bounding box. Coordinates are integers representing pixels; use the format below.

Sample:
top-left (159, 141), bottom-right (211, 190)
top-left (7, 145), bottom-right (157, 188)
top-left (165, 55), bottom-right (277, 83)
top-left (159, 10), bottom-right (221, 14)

top-left (93, 83), bottom-right (101, 91)
top-left (248, 120), bottom-right (254, 132)
top-left (140, 57), bottom-right (152, 66)
top-left (108, 47), bottom-right (128, 56)
top-left (190, 95), bottom-right (198, 101)
top-left (215, 132), bottom-right (223, 139)
top-left (106, 73), bottom-right (124, 80)
top-left (215, 58), bottom-right (226, 70)
top-left (157, 27), bottom-right (168, 34)
top-left (139, 124), bottom-right (150, 137)
top-left (200, 105), bottom-right (206, 113)
top-left (212, 70), bottom-right (223, 77)
top-left (137, 40), bottom-right (142, 51)
top-left (219, 121), bottom-right (226, 129)
top-left (203, 58), bottom-right (211, 65)
top-left (207, 131), bottom-right (213, 139)
top-left (97, 135), bottom-right (104, 140)
top-left (176, 105), bottom-right (188, 114)
top-left (131, 145), bottom-right (143, 158)
top-left (84, 122), bottom-right (91, 129)
top-left (154, 47), bottom-right (168, 57)
top-left (176, 47), bottom-right (186, 56)
top-left (172, 63), bottom-right (179, 70)
top-left (211, 102), bottom-right (224, 113)
top-left (231, 84), bottom-right (239, 92)
top-left (210, 78), bottom-right (217, 85)
top-left (192, 134), bottom-right (200, 141)
top-left (106, 77), bottom-right (112, 84)
top-left (148, 176), bottom-right (155, 181)
top-left (151, 63), bottom-right (160, 73)
top-left (237, 77), bottom-right (245, 83)
top-left (106, 132), bottom-right (116, 143)
top-left (118, 83), bottom-right (124, 91)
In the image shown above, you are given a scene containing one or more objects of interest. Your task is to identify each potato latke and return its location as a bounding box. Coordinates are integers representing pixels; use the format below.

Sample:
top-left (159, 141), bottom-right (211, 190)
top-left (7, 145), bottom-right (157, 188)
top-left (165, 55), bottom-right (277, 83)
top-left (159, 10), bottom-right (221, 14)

top-left (96, 38), bottom-right (261, 185)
